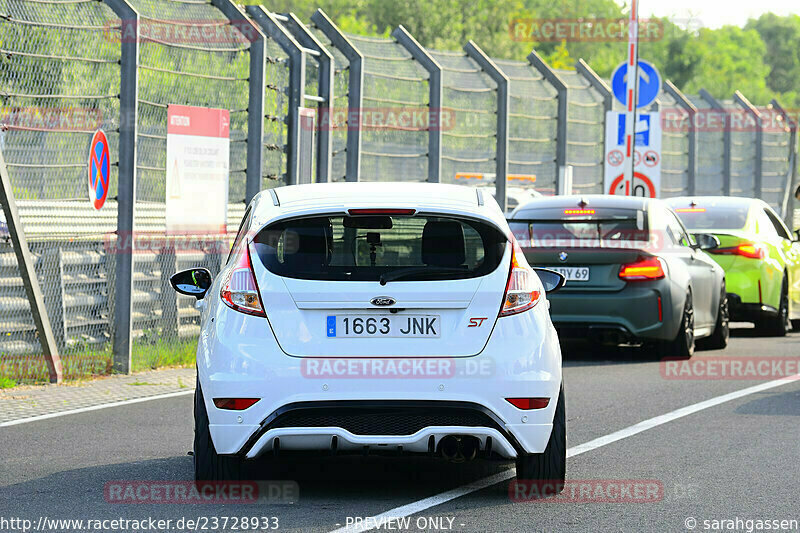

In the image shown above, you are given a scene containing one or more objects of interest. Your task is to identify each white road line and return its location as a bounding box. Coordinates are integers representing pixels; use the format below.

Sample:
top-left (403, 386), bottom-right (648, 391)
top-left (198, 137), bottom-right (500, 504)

top-left (0, 389), bottom-right (194, 428)
top-left (328, 374), bottom-right (800, 533)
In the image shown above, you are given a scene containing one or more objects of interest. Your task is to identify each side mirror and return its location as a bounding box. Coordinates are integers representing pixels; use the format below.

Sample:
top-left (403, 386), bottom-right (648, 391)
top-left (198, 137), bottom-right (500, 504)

top-left (795, 184), bottom-right (800, 201)
top-left (170, 268), bottom-right (212, 300)
top-left (693, 233), bottom-right (720, 251)
top-left (533, 267), bottom-right (566, 294)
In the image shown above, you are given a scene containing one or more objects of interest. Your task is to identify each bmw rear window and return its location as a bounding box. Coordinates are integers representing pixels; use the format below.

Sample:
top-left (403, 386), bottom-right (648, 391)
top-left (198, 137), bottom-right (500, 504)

top-left (509, 208), bottom-right (648, 247)
top-left (252, 214), bottom-right (507, 282)
top-left (672, 206), bottom-right (749, 230)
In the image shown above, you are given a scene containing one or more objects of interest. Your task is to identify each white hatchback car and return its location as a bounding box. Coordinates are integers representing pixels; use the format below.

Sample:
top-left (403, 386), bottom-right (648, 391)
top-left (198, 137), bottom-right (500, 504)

top-left (170, 182), bottom-right (566, 483)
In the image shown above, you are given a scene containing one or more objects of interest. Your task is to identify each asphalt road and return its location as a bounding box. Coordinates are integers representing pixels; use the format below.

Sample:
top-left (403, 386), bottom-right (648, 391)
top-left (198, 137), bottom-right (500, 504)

top-left (2, 325), bottom-right (799, 533)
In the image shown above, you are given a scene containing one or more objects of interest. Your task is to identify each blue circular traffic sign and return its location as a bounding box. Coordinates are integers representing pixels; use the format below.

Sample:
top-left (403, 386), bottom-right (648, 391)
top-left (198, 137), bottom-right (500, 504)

top-left (611, 60), bottom-right (661, 109)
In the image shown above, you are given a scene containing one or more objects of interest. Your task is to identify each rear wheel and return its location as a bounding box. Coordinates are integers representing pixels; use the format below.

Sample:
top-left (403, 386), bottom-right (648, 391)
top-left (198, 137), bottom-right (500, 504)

top-left (697, 285), bottom-right (729, 350)
top-left (755, 275), bottom-right (789, 337)
top-left (661, 291), bottom-right (695, 359)
top-left (194, 378), bottom-right (243, 481)
top-left (515, 385), bottom-right (566, 491)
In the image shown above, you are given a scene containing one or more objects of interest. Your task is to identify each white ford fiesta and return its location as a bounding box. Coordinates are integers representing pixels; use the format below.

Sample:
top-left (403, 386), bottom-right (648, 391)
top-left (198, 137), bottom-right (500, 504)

top-left (170, 182), bottom-right (566, 483)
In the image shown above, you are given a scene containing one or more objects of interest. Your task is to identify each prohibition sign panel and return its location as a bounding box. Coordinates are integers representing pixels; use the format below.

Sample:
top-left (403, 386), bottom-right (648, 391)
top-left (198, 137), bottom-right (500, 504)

top-left (88, 130), bottom-right (110, 210)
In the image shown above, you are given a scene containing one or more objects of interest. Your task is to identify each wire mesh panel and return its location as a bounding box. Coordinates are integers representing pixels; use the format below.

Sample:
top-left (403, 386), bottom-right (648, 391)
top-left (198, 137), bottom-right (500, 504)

top-left (0, 0), bottom-right (122, 381)
top-left (494, 59), bottom-right (558, 194)
top-left (128, 0), bottom-right (253, 364)
top-left (559, 69), bottom-right (604, 194)
top-left (657, 91), bottom-right (690, 197)
top-left (724, 101), bottom-right (757, 198)
top-left (429, 50), bottom-right (496, 186)
top-left (688, 95), bottom-right (725, 195)
top-left (346, 33), bottom-right (428, 181)
top-left (309, 24), bottom-right (349, 181)
top-left (263, 33), bottom-right (288, 186)
top-left (759, 106), bottom-right (791, 211)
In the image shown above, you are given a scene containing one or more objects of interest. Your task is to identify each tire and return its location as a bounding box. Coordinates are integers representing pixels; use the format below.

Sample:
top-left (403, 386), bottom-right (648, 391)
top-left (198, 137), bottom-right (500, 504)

top-left (755, 275), bottom-right (789, 337)
top-left (661, 291), bottom-right (695, 359)
top-left (194, 378), bottom-right (243, 481)
top-left (515, 384), bottom-right (566, 492)
top-left (697, 285), bottom-right (729, 350)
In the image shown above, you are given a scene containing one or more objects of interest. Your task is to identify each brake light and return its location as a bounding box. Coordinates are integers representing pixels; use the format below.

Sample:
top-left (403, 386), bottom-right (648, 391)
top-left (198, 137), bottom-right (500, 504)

top-left (619, 257), bottom-right (665, 281)
top-left (506, 397), bottom-right (550, 410)
top-left (563, 209), bottom-right (595, 215)
top-left (213, 398), bottom-right (260, 410)
top-left (347, 209), bottom-right (416, 216)
top-left (499, 238), bottom-right (542, 317)
top-left (674, 207), bottom-right (706, 213)
top-left (711, 242), bottom-right (766, 259)
top-left (220, 244), bottom-right (266, 317)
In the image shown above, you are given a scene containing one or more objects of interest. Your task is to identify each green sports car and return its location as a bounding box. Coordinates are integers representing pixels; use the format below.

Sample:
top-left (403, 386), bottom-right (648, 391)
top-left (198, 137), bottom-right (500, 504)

top-left (667, 196), bottom-right (800, 336)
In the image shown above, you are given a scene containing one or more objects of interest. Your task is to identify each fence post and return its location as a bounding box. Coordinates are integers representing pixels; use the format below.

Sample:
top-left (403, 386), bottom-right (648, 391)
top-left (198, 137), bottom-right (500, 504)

top-left (528, 50), bottom-right (567, 195)
top-left (0, 151), bottom-right (62, 383)
top-left (699, 89), bottom-right (732, 196)
top-left (464, 41), bottom-right (509, 212)
top-left (392, 25), bottom-right (442, 183)
top-left (103, 0), bottom-right (138, 374)
top-left (311, 9), bottom-right (362, 182)
top-left (733, 90), bottom-right (763, 199)
top-left (283, 12), bottom-right (334, 183)
top-left (209, 0), bottom-right (265, 202)
top-left (246, 7), bottom-right (304, 185)
top-left (770, 99), bottom-right (798, 225)
top-left (663, 80), bottom-right (698, 196)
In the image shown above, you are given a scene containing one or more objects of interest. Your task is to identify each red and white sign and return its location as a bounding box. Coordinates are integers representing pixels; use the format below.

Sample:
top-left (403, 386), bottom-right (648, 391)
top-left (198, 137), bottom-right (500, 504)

top-left (165, 105), bottom-right (230, 234)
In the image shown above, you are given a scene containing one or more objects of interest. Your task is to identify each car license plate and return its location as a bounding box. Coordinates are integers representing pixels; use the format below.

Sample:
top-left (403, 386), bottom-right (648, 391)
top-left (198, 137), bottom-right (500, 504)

top-left (549, 266), bottom-right (590, 282)
top-left (327, 315), bottom-right (440, 338)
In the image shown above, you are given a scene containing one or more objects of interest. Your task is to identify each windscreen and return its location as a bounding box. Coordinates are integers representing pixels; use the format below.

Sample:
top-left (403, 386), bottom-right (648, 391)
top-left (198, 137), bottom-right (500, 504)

top-left (509, 209), bottom-right (648, 248)
top-left (253, 214), bottom-right (507, 282)
top-left (672, 206), bottom-right (749, 230)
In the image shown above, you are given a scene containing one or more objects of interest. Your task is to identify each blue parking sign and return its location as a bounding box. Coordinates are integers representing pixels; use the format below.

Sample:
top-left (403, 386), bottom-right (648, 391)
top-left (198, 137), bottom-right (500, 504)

top-left (617, 114), bottom-right (651, 147)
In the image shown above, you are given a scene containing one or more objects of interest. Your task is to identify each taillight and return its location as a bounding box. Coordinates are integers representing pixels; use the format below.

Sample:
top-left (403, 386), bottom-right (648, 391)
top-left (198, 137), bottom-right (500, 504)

top-left (711, 242), bottom-right (766, 259)
top-left (220, 244), bottom-right (266, 317)
top-left (619, 257), bottom-right (665, 281)
top-left (499, 238), bottom-right (542, 317)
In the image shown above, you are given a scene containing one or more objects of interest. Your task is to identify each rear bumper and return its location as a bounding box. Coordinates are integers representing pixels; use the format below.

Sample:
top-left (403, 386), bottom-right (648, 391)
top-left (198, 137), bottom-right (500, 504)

top-left (727, 292), bottom-right (778, 322)
top-left (197, 298), bottom-right (563, 458)
top-left (548, 283), bottom-right (678, 342)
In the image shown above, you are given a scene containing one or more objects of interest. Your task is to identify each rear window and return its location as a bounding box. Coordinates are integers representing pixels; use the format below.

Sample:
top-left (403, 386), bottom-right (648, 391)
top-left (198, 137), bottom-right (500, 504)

top-left (510, 209), bottom-right (648, 247)
top-left (253, 214), bottom-right (507, 282)
top-left (672, 206), bottom-right (749, 230)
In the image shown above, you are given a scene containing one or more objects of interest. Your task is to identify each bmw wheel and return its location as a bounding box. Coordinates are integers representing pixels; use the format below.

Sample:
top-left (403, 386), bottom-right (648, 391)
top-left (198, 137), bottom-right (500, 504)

top-left (697, 285), bottom-right (729, 350)
top-left (662, 291), bottom-right (695, 359)
top-left (755, 275), bottom-right (789, 337)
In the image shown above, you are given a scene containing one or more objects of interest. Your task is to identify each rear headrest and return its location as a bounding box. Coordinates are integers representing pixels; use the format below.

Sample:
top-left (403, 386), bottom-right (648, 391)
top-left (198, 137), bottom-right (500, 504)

top-left (421, 220), bottom-right (465, 267)
top-left (282, 221), bottom-right (332, 271)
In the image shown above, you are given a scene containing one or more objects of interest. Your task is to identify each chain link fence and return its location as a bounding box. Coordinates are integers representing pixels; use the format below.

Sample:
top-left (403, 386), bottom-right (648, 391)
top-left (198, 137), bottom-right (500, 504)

top-left (1, 4), bottom-right (797, 383)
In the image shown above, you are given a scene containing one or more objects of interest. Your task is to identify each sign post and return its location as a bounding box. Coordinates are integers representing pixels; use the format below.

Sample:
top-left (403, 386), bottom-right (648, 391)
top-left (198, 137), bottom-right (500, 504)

top-left (604, 7), bottom-right (663, 199)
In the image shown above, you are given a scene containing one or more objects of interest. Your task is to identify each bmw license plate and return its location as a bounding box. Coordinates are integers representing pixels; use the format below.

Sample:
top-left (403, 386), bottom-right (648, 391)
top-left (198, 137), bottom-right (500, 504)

top-left (327, 315), bottom-right (440, 338)
top-left (549, 266), bottom-right (590, 282)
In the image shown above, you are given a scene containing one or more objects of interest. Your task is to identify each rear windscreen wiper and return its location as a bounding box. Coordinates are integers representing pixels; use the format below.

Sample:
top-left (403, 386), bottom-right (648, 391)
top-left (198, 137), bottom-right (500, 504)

top-left (379, 266), bottom-right (466, 285)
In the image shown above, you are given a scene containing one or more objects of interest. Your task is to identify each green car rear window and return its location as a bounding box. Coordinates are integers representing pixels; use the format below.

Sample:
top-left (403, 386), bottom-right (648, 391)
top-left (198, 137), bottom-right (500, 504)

top-left (673, 207), bottom-right (748, 230)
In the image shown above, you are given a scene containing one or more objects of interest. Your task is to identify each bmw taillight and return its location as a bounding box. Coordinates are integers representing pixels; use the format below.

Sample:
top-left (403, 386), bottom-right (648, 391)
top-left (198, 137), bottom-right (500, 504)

top-left (499, 238), bottom-right (542, 317)
top-left (220, 243), bottom-right (266, 317)
top-left (711, 242), bottom-right (766, 259)
top-left (619, 257), bottom-right (665, 281)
